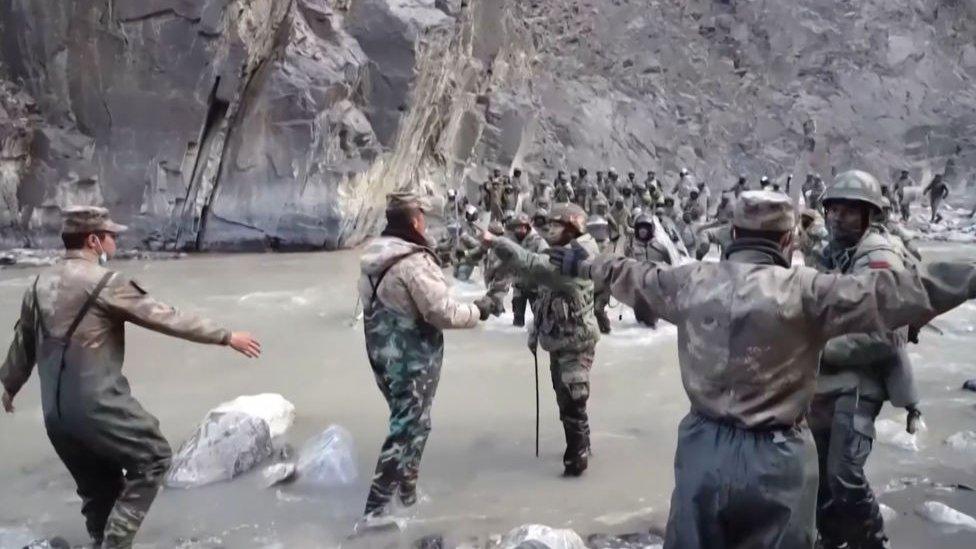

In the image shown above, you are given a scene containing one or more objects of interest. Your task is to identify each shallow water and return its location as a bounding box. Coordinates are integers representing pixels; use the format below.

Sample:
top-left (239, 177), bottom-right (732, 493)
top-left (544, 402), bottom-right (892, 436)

top-left (0, 245), bottom-right (974, 548)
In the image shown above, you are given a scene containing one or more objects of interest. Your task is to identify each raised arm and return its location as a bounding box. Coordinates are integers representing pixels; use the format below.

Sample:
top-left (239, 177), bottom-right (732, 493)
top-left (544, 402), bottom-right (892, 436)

top-left (805, 261), bottom-right (976, 342)
top-left (491, 236), bottom-right (567, 287)
top-left (403, 255), bottom-right (481, 329)
top-left (581, 255), bottom-right (684, 324)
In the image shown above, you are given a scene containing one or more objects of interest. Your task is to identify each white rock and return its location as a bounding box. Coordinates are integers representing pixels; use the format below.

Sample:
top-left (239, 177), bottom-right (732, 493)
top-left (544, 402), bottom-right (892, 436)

top-left (499, 524), bottom-right (587, 549)
top-left (875, 418), bottom-right (919, 452)
top-left (944, 431), bottom-right (976, 453)
top-left (165, 411), bottom-right (273, 489)
top-left (914, 501), bottom-right (976, 530)
top-left (262, 462), bottom-right (297, 487)
top-left (213, 393), bottom-right (295, 438)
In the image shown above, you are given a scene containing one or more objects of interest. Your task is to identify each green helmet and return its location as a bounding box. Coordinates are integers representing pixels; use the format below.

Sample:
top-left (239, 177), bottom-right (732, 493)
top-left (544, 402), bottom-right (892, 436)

top-left (549, 202), bottom-right (588, 234)
top-left (822, 170), bottom-right (885, 212)
top-left (634, 213), bottom-right (656, 229)
top-left (505, 212), bottom-right (532, 230)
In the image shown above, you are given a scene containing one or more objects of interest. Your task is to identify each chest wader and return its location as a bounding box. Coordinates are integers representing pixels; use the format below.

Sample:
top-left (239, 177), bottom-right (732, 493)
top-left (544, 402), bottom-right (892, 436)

top-left (362, 252), bottom-right (445, 515)
top-left (36, 272), bottom-right (172, 548)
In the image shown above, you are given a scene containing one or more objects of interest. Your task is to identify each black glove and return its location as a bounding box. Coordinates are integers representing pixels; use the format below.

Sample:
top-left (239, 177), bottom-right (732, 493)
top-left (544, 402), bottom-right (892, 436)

top-left (546, 240), bottom-right (589, 277)
top-left (473, 296), bottom-right (495, 321)
top-left (906, 406), bottom-right (922, 434)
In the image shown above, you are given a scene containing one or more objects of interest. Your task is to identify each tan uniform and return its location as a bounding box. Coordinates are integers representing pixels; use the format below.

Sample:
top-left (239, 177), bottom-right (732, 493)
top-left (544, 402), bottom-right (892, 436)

top-left (1, 251), bottom-right (231, 547)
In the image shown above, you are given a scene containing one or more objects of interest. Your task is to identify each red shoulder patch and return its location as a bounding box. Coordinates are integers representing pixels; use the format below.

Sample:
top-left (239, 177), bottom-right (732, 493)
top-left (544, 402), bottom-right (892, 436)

top-left (868, 260), bottom-right (891, 270)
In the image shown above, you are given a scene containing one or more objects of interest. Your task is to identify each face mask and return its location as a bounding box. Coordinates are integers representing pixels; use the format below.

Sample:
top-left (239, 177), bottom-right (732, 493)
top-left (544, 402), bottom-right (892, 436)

top-left (94, 237), bottom-right (108, 265)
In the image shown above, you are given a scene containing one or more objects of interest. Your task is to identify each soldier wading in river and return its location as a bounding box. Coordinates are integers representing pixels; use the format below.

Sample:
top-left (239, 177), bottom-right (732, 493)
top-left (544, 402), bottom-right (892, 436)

top-left (547, 190), bottom-right (976, 548)
top-left (357, 193), bottom-right (489, 530)
top-left (482, 203), bottom-right (600, 476)
top-left (0, 206), bottom-right (261, 549)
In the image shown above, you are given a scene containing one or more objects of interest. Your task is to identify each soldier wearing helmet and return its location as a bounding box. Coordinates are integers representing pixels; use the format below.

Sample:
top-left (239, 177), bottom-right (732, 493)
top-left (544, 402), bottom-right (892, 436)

top-left (626, 214), bottom-right (673, 326)
top-left (922, 173), bottom-right (950, 224)
top-left (482, 202), bottom-right (601, 476)
top-left (532, 208), bottom-right (549, 230)
top-left (505, 213), bottom-right (549, 327)
top-left (587, 215), bottom-right (614, 335)
top-left (544, 189), bottom-right (976, 548)
top-left (812, 170), bottom-right (920, 549)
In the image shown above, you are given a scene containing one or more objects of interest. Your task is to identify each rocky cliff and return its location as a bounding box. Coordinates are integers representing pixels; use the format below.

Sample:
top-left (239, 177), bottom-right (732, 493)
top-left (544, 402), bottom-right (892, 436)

top-left (2, 0), bottom-right (975, 251)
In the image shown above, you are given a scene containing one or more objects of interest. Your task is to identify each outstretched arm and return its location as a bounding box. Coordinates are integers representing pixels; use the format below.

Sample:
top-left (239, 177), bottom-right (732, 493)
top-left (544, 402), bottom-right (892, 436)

top-left (582, 255), bottom-right (685, 324)
top-left (101, 277), bottom-right (260, 357)
top-left (806, 261), bottom-right (976, 342)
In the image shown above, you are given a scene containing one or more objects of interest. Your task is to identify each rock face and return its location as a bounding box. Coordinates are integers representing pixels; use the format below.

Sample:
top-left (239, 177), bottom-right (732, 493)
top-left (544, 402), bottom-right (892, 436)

top-left (2, 1), bottom-right (976, 250)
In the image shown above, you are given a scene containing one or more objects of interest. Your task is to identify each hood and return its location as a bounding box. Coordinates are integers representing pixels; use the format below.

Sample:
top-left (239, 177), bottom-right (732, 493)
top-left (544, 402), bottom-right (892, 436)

top-left (360, 236), bottom-right (431, 277)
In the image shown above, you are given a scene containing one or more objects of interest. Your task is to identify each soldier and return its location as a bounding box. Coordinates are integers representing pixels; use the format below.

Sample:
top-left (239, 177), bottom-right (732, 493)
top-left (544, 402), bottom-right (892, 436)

top-left (453, 205), bottom-right (484, 281)
top-left (554, 175), bottom-right (574, 203)
top-left (0, 207), bottom-right (261, 548)
top-left (482, 203), bottom-right (601, 476)
top-left (506, 214), bottom-right (549, 327)
top-left (785, 174), bottom-right (794, 194)
top-left (676, 168), bottom-right (694, 199)
top-left (609, 197), bottom-right (632, 253)
top-left (501, 175), bottom-right (521, 214)
top-left (880, 198), bottom-right (921, 261)
top-left (483, 169), bottom-right (505, 221)
top-left (532, 179), bottom-right (553, 211)
top-left (803, 173), bottom-right (827, 212)
top-left (587, 215), bottom-right (614, 335)
top-left (532, 208), bottom-right (549, 231)
top-left (812, 170), bottom-right (924, 548)
top-left (733, 175), bottom-right (748, 198)
top-left (797, 208), bottom-right (829, 267)
top-left (759, 175), bottom-right (771, 190)
top-left (626, 214), bottom-right (672, 327)
top-left (683, 190), bottom-right (704, 221)
top-left (547, 190), bottom-right (976, 548)
top-left (358, 193), bottom-right (489, 528)
top-left (922, 173), bottom-right (949, 223)
top-left (893, 169), bottom-right (913, 221)
top-left (714, 191), bottom-right (735, 223)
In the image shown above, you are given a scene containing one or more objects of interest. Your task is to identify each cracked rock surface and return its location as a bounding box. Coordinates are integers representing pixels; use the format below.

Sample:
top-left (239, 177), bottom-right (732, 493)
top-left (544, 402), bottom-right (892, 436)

top-left (1, 0), bottom-right (975, 250)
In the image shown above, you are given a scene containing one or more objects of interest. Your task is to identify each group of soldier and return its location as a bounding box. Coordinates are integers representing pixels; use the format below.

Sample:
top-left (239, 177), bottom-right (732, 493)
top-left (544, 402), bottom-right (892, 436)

top-left (1, 163), bottom-right (973, 548)
top-left (360, 165), bottom-right (976, 549)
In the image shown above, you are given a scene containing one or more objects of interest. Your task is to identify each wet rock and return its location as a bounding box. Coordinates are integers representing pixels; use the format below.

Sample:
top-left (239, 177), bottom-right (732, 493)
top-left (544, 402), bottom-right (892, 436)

top-left (588, 532), bottom-right (664, 549)
top-left (165, 411), bottom-right (273, 489)
top-left (414, 534), bottom-right (444, 549)
top-left (499, 524), bottom-right (586, 549)
top-left (262, 462), bottom-right (297, 488)
top-left (295, 425), bottom-right (359, 487)
top-left (963, 378), bottom-right (976, 392)
top-left (212, 393), bottom-right (295, 438)
top-left (879, 503), bottom-right (898, 524)
top-left (914, 501), bottom-right (976, 530)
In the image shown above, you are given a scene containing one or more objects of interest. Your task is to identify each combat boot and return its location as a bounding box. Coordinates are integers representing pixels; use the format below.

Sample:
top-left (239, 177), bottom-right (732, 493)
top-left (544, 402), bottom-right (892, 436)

top-left (562, 423), bottom-right (590, 477)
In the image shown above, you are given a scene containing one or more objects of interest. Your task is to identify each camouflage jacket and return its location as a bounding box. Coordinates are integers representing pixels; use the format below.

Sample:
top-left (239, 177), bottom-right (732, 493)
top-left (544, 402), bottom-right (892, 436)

top-left (1, 251), bottom-right (230, 401)
top-left (492, 234), bottom-right (600, 353)
top-left (358, 236), bottom-right (479, 330)
top-left (582, 242), bottom-right (976, 429)
top-left (818, 228), bottom-right (914, 403)
top-left (627, 238), bottom-right (672, 264)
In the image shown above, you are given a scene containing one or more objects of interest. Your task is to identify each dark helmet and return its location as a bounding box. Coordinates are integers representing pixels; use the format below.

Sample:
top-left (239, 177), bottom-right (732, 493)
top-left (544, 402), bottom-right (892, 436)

top-left (505, 212), bottom-right (532, 231)
top-left (899, 169), bottom-right (910, 177)
top-left (634, 213), bottom-right (656, 229)
top-left (578, 167), bottom-right (588, 178)
top-left (821, 170), bottom-right (885, 212)
top-left (488, 220), bottom-right (505, 236)
top-left (513, 167), bottom-right (522, 177)
top-left (586, 215), bottom-right (610, 241)
top-left (532, 208), bottom-right (549, 226)
top-left (628, 171), bottom-right (636, 179)
top-left (690, 190), bottom-right (700, 200)
top-left (549, 202), bottom-right (588, 234)
top-left (663, 197), bottom-right (675, 206)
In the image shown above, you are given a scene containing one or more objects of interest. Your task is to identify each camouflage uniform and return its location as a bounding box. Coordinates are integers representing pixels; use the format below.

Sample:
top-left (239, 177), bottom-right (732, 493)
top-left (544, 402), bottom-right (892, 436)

top-left (508, 220), bottom-right (549, 327)
top-left (797, 209), bottom-right (829, 267)
top-left (923, 175), bottom-right (949, 223)
top-left (577, 191), bottom-right (976, 548)
top-left (587, 216), bottom-right (615, 335)
top-left (358, 232), bottom-right (481, 516)
top-left (812, 171), bottom-right (922, 548)
top-left (1, 208), bottom-right (232, 548)
top-left (492, 209), bottom-right (601, 474)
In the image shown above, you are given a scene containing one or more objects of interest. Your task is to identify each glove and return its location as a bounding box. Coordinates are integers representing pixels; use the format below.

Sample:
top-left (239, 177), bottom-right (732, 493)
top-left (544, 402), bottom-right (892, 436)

top-left (546, 240), bottom-right (589, 277)
top-left (906, 406), bottom-right (922, 434)
top-left (473, 297), bottom-right (492, 321)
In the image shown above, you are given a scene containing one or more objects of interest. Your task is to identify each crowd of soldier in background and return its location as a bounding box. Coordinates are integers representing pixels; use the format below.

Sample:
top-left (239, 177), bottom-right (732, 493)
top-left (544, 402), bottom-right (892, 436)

top-left (433, 164), bottom-right (943, 333)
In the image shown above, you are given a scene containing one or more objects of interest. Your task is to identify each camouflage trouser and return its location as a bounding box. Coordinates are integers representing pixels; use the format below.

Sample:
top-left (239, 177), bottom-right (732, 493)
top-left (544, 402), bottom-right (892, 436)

top-left (549, 349), bottom-right (594, 467)
top-left (46, 422), bottom-right (171, 548)
top-left (808, 393), bottom-right (886, 548)
top-left (594, 288), bottom-right (612, 334)
top-left (364, 354), bottom-right (442, 515)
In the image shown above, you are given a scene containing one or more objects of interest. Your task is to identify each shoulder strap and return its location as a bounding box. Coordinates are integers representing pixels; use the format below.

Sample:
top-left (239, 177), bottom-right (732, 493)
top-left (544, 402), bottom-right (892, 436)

top-left (64, 271), bottom-right (115, 341)
top-left (368, 251), bottom-right (425, 308)
top-left (32, 275), bottom-right (49, 337)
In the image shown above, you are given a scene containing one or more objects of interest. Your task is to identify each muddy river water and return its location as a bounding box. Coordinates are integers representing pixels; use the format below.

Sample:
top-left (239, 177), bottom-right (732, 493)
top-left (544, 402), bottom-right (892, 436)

top-left (1, 243), bottom-right (975, 548)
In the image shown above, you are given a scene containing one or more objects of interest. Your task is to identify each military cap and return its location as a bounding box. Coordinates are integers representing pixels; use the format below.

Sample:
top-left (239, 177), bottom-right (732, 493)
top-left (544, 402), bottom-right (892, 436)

top-left (732, 191), bottom-right (795, 232)
top-left (549, 202), bottom-right (588, 234)
top-left (386, 191), bottom-right (431, 212)
top-left (61, 206), bottom-right (127, 235)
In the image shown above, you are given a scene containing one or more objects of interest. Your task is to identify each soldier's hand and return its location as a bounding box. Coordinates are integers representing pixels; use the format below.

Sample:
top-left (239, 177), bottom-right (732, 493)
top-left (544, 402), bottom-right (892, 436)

top-left (2, 390), bottom-right (13, 413)
top-left (228, 331), bottom-right (262, 358)
top-left (546, 240), bottom-right (589, 277)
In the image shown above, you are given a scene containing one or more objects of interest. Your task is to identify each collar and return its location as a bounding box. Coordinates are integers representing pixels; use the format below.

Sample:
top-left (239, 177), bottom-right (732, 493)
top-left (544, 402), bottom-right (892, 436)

top-left (64, 249), bottom-right (98, 262)
top-left (723, 238), bottom-right (791, 268)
